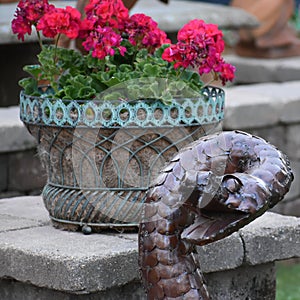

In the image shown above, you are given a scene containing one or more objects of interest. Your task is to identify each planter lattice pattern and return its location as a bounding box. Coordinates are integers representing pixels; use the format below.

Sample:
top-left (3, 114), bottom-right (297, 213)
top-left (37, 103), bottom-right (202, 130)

top-left (20, 87), bottom-right (225, 231)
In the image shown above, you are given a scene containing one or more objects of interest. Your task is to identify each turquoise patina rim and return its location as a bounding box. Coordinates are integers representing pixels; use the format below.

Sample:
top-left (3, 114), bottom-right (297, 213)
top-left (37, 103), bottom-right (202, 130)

top-left (19, 86), bottom-right (225, 128)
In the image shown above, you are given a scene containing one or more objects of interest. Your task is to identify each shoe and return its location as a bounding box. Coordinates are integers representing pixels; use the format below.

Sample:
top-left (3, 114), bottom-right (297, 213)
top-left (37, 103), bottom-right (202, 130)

top-left (235, 40), bottom-right (300, 58)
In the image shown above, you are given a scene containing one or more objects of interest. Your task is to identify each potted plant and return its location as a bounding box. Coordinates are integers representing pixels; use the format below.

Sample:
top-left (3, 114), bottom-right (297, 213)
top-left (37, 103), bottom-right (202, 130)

top-left (12, 0), bottom-right (235, 233)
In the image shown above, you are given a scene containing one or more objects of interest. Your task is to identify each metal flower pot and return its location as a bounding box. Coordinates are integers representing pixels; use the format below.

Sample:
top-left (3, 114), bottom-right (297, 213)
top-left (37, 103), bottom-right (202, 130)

top-left (19, 86), bottom-right (225, 232)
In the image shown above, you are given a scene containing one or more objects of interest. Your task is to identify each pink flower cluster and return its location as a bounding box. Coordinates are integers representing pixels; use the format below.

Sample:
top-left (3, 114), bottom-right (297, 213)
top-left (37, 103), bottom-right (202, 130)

top-left (11, 0), bottom-right (53, 41)
top-left (124, 14), bottom-right (170, 53)
top-left (12, 0), bottom-right (169, 60)
top-left (162, 19), bottom-right (235, 84)
top-left (80, 0), bottom-right (169, 58)
top-left (82, 26), bottom-right (126, 59)
top-left (83, 0), bottom-right (129, 29)
top-left (12, 0), bottom-right (81, 40)
top-left (11, 0), bottom-right (235, 85)
top-left (37, 6), bottom-right (81, 39)
top-left (79, 0), bottom-right (129, 58)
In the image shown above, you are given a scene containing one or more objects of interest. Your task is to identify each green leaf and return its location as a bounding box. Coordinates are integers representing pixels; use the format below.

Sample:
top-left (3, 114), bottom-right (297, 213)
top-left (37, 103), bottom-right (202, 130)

top-left (101, 75), bottom-right (121, 87)
top-left (160, 90), bottom-right (173, 105)
top-left (102, 91), bottom-right (123, 101)
top-left (19, 78), bottom-right (39, 96)
top-left (135, 49), bottom-right (148, 61)
top-left (143, 64), bottom-right (161, 77)
top-left (119, 64), bottom-right (133, 72)
top-left (23, 65), bottom-right (42, 80)
top-left (61, 75), bottom-right (96, 100)
top-left (78, 87), bottom-right (95, 99)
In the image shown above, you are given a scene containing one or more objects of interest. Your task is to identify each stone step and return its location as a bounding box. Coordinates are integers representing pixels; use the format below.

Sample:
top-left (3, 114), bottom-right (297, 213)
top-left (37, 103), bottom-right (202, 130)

top-left (0, 106), bottom-right (35, 153)
top-left (0, 196), bottom-right (299, 299)
top-left (224, 80), bottom-right (300, 130)
top-left (226, 54), bottom-right (300, 84)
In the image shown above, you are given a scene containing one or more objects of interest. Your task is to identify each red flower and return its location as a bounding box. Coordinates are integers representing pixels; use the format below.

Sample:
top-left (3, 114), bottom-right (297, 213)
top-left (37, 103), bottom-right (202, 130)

top-left (124, 14), bottom-right (170, 53)
top-left (11, 0), bottom-right (53, 41)
top-left (37, 6), bottom-right (81, 39)
top-left (84, 0), bottom-right (129, 30)
top-left (82, 26), bottom-right (126, 59)
top-left (216, 62), bottom-right (236, 85)
top-left (162, 19), bottom-right (235, 85)
top-left (162, 44), bottom-right (190, 68)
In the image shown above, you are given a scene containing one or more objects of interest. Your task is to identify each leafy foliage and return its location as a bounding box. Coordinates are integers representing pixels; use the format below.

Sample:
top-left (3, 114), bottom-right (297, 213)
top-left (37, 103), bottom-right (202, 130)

top-left (21, 44), bottom-right (204, 104)
top-left (12, 0), bottom-right (235, 104)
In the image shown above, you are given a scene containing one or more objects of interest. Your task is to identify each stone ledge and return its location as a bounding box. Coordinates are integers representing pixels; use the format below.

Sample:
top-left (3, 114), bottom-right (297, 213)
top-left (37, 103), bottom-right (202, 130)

top-left (226, 54), bottom-right (300, 84)
top-left (0, 106), bottom-right (36, 153)
top-left (0, 196), bottom-right (299, 294)
top-left (240, 213), bottom-right (300, 265)
top-left (224, 80), bottom-right (300, 129)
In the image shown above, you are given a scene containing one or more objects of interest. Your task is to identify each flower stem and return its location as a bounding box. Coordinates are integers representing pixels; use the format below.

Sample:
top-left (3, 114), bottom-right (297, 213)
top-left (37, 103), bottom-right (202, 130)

top-left (53, 33), bottom-right (61, 63)
top-left (36, 29), bottom-right (43, 50)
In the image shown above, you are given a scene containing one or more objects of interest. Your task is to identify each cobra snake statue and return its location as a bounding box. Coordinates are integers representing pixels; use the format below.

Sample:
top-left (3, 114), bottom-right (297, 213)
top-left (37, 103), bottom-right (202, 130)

top-left (139, 130), bottom-right (294, 300)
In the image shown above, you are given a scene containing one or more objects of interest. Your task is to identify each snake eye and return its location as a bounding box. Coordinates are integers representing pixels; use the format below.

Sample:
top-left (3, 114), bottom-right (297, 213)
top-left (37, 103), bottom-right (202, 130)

top-left (224, 177), bottom-right (241, 193)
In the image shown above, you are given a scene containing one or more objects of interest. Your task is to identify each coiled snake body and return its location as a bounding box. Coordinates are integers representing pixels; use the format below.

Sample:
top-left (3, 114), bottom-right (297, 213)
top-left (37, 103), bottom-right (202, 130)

top-left (139, 130), bottom-right (294, 299)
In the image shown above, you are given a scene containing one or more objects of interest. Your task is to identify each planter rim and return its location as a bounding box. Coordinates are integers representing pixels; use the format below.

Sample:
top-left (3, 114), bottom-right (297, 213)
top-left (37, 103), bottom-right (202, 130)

top-left (19, 86), bottom-right (225, 128)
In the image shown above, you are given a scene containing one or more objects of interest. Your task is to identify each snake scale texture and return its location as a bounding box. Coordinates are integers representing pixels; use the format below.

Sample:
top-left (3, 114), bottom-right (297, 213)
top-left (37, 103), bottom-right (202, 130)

top-left (139, 130), bottom-right (294, 300)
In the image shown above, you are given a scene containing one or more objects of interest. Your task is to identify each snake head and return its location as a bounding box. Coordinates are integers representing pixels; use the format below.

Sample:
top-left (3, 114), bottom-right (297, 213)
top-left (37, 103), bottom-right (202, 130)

top-left (181, 173), bottom-right (272, 246)
top-left (218, 173), bottom-right (272, 213)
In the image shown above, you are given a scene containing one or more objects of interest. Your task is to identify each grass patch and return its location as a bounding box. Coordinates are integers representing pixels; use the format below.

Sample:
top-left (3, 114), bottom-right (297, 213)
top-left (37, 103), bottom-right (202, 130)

top-left (276, 261), bottom-right (300, 300)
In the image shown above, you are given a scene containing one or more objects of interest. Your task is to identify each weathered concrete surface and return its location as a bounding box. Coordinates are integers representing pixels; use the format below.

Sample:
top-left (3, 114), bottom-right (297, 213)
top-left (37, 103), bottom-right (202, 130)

top-left (287, 124), bottom-right (300, 160)
top-left (280, 198), bottom-right (300, 217)
top-left (0, 155), bottom-right (8, 191)
top-left (0, 227), bottom-right (139, 293)
top-left (0, 106), bottom-right (36, 152)
top-left (0, 279), bottom-right (146, 300)
top-left (226, 54), bottom-right (300, 84)
top-left (224, 81), bottom-right (300, 130)
top-left (8, 149), bottom-right (46, 192)
top-left (206, 263), bottom-right (276, 300)
top-left (240, 212), bottom-right (300, 265)
top-left (0, 264), bottom-right (277, 300)
top-left (197, 232), bottom-right (244, 273)
top-left (224, 90), bottom-right (279, 129)
top-left (0, 196), bottom-right (299, 298)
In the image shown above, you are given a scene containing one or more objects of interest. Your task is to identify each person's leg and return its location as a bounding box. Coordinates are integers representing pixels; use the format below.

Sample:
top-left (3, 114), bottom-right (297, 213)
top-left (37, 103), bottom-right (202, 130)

top-left (231, 0), bottom-right (300, 58)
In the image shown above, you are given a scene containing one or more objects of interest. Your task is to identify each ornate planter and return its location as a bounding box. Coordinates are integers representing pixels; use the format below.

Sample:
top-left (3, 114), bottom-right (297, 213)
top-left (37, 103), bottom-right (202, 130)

top-left (20, 86), bottom-right (225, 232)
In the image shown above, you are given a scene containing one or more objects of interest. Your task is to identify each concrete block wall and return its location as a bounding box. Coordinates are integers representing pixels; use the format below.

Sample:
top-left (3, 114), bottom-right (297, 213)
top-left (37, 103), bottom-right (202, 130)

top-left (0, 149), bottom-right (46, 198)
top-left (0, 107), bottom-right (46, 198)
top-left (0, 196), bottom-right (299, 299)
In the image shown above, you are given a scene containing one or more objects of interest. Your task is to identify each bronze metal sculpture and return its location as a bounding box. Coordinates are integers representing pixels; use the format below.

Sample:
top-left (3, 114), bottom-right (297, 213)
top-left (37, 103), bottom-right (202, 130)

top-left (139, 130), bottom-right (294, 299)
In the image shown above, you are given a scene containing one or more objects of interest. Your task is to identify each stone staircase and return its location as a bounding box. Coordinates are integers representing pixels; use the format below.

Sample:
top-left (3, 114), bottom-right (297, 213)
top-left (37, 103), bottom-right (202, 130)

top-left (226, 55), bottom-right (300, 84)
